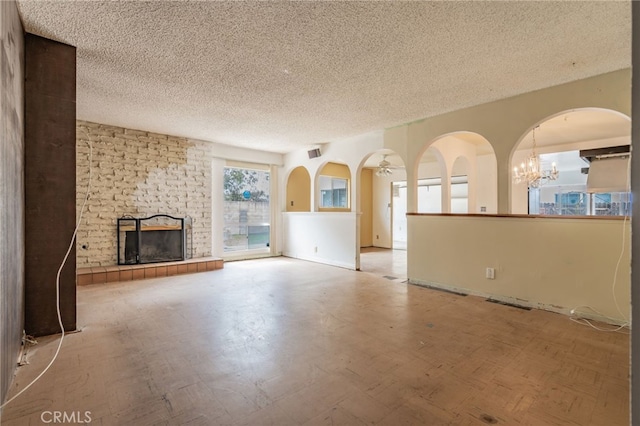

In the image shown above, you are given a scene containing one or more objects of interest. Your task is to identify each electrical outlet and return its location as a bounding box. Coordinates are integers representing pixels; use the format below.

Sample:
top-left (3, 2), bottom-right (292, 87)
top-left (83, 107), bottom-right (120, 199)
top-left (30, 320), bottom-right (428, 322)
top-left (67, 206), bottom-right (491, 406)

top-left (376, 235), bottom-right (379, 239)
top-left (290, 201), bottom-right (294, 206)
top-left (485, 267), bottom-right (495, 279)
top-left (314, 246), bottom-right (318, 253)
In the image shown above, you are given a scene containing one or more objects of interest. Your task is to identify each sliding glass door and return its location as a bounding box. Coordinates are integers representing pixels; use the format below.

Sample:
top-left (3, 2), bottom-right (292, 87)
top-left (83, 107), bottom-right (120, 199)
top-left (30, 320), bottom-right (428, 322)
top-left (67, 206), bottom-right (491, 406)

top-left (223, 166), bottom-right (270, 254)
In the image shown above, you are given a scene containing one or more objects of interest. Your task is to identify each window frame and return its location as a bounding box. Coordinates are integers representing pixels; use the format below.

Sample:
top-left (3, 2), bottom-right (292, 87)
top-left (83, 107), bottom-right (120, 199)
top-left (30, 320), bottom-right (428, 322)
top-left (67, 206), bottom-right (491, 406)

top-left (318, 175), bottom-right (350, 210)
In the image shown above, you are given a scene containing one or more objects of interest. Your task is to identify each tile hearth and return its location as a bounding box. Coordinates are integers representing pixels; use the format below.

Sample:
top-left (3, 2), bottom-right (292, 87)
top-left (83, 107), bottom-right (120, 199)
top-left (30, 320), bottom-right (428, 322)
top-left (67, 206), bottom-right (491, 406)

top-left (77, 257), bottom-right (223, 285)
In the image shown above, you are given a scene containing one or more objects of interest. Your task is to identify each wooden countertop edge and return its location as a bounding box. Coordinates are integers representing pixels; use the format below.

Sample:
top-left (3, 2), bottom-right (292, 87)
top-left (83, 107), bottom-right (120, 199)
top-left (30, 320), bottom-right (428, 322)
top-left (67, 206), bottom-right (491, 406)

top-left (406, 213), bottom-right (628, 220)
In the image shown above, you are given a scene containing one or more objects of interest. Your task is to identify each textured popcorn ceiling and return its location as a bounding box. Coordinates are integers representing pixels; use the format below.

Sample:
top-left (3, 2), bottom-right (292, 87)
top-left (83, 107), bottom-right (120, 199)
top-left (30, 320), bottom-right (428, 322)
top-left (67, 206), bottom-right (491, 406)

top-left (17, 1), bottom-right (631, 153)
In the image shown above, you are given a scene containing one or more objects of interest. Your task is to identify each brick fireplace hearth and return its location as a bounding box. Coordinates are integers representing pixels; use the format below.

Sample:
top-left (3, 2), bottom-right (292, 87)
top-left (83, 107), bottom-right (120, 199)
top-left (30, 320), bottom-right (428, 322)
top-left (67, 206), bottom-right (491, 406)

top-left (77, 256), bottom-right (223, 286)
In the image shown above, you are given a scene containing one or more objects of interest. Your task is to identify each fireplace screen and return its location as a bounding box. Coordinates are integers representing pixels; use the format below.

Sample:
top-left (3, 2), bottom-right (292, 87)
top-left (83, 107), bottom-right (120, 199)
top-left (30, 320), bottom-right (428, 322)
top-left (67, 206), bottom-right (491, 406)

top-left (117, 215), bottom-right (192, 265)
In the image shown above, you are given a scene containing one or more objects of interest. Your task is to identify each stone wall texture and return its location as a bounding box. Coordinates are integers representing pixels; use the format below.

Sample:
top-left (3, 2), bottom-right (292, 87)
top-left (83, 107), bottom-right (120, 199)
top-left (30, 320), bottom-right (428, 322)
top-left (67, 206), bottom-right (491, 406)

top-left (76, 121), bottom-right (212, 267)
top-left (0, 0), bottom-right (24, 403)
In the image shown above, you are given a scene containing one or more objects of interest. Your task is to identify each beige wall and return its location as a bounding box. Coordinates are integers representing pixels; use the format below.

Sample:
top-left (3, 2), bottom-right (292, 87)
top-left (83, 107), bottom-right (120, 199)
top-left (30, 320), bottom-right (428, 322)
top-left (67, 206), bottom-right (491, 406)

top-left (408, 214), bottom-right (630, 324)
top-left (76, 121), bottom-right (212, 267)
top-left (360, 168), bottom-right (373, 247)
top-left (320, 162), bottom-right (351, 179)
top-left (286, 166), bottom-right (311, 212)
top-left (476, 154), bottom-right (498, 214)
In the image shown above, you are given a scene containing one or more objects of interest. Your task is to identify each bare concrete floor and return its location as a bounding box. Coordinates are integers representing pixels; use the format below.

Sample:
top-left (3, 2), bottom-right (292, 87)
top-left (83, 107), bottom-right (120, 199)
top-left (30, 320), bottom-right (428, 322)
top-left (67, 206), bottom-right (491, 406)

top-left (1, 257), bottom-right (629, 425)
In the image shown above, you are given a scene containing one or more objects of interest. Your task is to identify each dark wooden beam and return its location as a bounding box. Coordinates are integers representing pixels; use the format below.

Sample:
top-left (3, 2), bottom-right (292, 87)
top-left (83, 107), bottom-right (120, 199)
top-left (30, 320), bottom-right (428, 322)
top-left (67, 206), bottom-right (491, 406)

top-left (24, 34), bottom-right (76, 336)
top-left (579, 145), bottom-right (630, 162)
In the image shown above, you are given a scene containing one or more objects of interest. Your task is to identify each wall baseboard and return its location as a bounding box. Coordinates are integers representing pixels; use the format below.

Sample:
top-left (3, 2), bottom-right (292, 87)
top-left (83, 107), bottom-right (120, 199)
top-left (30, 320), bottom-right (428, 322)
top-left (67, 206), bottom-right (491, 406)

top-left (408, 278), bottom-right (628, 327)
top-left (282, 252), bottom-right (356, 270)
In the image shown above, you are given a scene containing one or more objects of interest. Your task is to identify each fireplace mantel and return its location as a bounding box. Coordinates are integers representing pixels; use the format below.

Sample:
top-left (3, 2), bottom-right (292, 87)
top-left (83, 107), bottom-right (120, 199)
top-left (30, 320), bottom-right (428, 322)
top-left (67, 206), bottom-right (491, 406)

top-left (118, 225), bottom-right (182, 231)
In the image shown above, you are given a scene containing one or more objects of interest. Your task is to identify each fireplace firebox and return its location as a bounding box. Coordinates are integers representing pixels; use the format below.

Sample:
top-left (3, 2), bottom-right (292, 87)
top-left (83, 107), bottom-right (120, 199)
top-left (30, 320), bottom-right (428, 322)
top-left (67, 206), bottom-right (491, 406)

top-left (117, 214), bottom-right (192, 265)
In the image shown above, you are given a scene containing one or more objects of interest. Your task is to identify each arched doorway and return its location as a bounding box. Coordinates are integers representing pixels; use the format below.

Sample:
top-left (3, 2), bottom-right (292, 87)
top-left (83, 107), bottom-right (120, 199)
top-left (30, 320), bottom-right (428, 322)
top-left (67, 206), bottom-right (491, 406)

top-left (357, 150), bottom-right (407, 279)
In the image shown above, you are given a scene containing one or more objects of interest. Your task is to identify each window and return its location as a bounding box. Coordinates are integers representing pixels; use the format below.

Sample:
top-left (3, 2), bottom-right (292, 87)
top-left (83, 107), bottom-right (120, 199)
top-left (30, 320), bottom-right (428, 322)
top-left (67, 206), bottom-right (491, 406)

top-left (415, 176), bottom-right (468, 213)
top-left (592, 192), bottom-right (632, 216)
top-left (527, 151), bottom-right (631, 216)
top-left (319, 176), bottom-right (348, 208)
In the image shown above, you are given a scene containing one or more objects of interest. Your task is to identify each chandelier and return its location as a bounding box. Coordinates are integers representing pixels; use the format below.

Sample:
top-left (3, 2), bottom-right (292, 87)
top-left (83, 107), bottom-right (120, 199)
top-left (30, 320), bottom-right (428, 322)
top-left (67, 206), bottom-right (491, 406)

top-left (513, 126), bottom-right (559, 188)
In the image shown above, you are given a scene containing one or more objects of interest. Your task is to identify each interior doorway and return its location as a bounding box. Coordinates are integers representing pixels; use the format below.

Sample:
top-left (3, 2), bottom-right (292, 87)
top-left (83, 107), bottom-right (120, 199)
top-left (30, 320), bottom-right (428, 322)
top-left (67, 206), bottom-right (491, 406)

top-left (358, 150), bottom-right (407, 279)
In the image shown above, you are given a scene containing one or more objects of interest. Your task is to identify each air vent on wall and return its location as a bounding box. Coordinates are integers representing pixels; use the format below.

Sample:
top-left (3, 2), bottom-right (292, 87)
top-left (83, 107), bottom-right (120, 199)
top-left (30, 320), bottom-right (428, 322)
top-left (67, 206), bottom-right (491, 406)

top-left (308, 148), bottom-right (321, 159)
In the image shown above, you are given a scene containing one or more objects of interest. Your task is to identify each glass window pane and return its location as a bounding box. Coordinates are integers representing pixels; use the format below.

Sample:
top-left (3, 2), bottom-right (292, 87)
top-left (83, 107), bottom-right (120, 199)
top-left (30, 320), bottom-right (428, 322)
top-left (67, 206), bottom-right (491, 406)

top-left (450, 182), bottom-right (468, 214)
top-left (321, 189), bottom-right (332, 207)
top-left (527, 151), bottom-right (631, 217)
top-left (319, 176), bottom-right (348, 209)
top-left (223, 167), bottom-right (270, 253)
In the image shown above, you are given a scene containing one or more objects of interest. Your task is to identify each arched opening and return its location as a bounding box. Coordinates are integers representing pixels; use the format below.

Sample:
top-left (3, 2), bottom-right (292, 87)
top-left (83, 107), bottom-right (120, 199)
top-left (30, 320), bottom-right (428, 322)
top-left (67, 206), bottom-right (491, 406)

top-left (358, 150), bottom-right (407, 279)
top-left (316, 162), bottom-right (351, 212)
top-left (510, 108), bottom-right (631, 215)
top-left (416, 132), bottom-right (497, 214)
top-left (285, 166), bottom-right (311, 212)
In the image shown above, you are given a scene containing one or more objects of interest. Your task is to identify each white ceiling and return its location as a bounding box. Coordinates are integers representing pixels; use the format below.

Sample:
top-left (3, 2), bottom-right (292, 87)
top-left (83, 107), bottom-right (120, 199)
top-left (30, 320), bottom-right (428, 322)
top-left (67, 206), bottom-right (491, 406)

top-left (16, 1), bottom-right (631, 154)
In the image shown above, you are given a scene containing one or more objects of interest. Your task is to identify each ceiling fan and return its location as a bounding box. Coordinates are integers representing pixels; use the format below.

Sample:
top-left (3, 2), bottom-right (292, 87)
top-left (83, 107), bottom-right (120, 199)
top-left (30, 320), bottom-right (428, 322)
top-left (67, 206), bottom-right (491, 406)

top-left (375, 154), bottom-right (400, 177)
